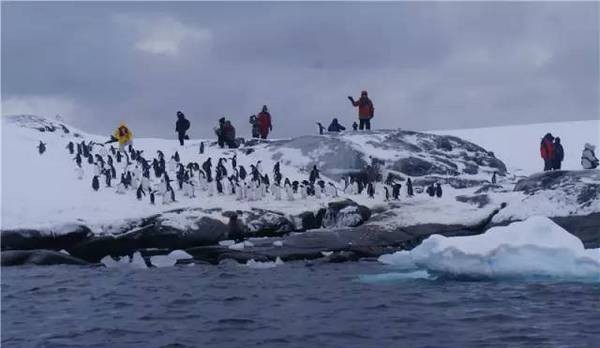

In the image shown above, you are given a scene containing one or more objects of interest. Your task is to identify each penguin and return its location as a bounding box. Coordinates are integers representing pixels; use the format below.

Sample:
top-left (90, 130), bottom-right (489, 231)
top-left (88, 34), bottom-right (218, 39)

top-left (407, 178), bottom-right (414, 197)
top-left (309, 165), bottom-right (320, 184)
top-left (384, 186), bottom-right (390, 201)
top-left (426, 183), bottom-right (436, 197)
top-left (202, 158), bottom-right (213, 182)
top-left (150, 191), bottom-right (156, 205)
top-left (392, 183), bottom-right (401, 200)
top-left (435, 183), bottom-right (443, 198)
top-left (170, 187), bottom-right (176, 202)
top-left (66, 141), bottom-right (74, 154)
top-left (104, 170), bottom-right (112, 187)
top-left (328, 182), bottom-right (338, 198)
top-left (116, 151), bottom-right (122, 163)
top-left (239, 165), bottom-right (247, 181)
top-left (491, 172), bottom-right (497, 185)
top-left (37, 141), bottom-right (47, 154)
top-left (199, 142), bottom-right (204, 154)
top-left (367, 182), bottom-right (375, 198)
top-left (284, 177), bottom-right (291, 188)
top-left (110, 145), bottom-right (116, 155)
top-left (76, 143), bottom-right (82, 155)
top-left (174, 151), bottom-right (180, 163)
top-left (292, 181), bottom-right (299, 194)
top-left (92, 176), bottom-right (100, 191)
top-left (136, 184), bottom-right (146, 200)
top-left (231, 155), bottom-right (237, 171)
top-left (81, 141), bottom-right (90, 157)
top-left (316, 122), bottom-right (326, 135)
top-left (87, 154), bottom-right (94, 164)
top-left (74, 153), bottom-right (82, 167)
top-left (216, 179), bottom-right (223, 194)
top-left (107, 155), bottom-right (113, 166)
top-left (285, 184), bottom-right (294, 201)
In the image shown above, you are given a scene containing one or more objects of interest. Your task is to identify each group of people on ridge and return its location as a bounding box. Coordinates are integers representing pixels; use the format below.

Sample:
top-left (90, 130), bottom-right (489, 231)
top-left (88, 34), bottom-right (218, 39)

top-left (540, 132), bottom-right (599, 171)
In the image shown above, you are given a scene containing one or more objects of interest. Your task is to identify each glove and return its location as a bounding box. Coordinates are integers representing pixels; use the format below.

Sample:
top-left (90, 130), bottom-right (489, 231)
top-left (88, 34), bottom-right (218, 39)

top-left (347, 96), bottom-right (354, 102)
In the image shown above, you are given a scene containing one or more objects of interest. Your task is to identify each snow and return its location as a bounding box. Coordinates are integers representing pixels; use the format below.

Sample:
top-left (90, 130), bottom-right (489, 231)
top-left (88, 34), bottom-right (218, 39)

top-left (378, 216), bottom-right (600, 280)
top-left (432, 120), bottom-right (600, 176)
top-left (100, 252), bottom-right (148, 269)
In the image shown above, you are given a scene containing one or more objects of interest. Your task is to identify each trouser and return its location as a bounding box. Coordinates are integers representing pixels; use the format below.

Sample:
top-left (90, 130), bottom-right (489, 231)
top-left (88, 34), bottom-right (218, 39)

top-left (553, 160), bottom-right (562, 170)
top-left (359, 119), bottom-right (371, 130)
top-left (543, 159), bottom-right (553, 171)
top-left (178, 132), bottom-right (186, 146)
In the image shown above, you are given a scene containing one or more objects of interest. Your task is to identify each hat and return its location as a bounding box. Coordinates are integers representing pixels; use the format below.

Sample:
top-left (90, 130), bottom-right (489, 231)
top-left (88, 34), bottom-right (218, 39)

top-left (361, 90), bottom-right (368, 96)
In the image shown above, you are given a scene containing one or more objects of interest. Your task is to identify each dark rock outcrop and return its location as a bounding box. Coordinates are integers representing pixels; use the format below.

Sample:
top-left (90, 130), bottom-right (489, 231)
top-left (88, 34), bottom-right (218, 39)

top-left (1, 250), bottom-right (89, 266)
top-left (1, 224), bottom-right (92, 251)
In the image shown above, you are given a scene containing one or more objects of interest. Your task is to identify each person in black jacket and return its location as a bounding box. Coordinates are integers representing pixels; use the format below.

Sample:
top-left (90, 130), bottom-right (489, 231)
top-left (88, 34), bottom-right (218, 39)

top-left (327, 118), bottom-right (346, 132)
top-left (175, 111), bottom-right (191, 146)
top-left (553, 137), bottom-right (564, 170)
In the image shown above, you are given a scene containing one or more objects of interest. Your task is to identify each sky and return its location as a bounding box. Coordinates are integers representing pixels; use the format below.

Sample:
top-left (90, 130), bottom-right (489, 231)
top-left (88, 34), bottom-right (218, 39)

top-left (1, 1), bottom-right (599, 139)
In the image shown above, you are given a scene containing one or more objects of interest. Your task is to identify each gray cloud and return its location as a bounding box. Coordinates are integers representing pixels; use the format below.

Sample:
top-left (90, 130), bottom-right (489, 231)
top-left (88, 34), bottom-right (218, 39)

top-left (2, 1), bottom-right (598, 139)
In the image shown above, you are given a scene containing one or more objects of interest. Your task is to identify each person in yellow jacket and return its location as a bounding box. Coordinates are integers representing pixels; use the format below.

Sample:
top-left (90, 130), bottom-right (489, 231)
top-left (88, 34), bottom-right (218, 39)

top-left (106, 122), bottom-right (133, 151)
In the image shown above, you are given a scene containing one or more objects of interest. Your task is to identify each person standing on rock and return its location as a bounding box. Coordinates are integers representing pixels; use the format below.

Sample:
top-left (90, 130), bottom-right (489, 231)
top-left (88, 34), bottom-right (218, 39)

top-left (552, 137), bottom-right (564, 170)
top-left (256, 105), bottom-right (273, 139)
top-left (327, 118), bottom-right (346, 132)
top-left (348, 90), bottom-right (374, 130)
top-left (540, 133), bottom-right (555, 171)
top-left (175, 111), bottom-right (191, 146)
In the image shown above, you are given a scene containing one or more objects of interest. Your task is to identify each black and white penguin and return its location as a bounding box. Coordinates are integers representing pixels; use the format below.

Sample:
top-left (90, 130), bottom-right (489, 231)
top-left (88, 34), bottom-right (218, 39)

top-left (392, 183), bottom-right (401, 200)
top-left (216, 179), bottom-right (223, 194)
top-left (87, 154), bottom-right (94, 164)
top-left (66, 141), bottom-right (74, 154)
top-left (81, 141), bottom-right (90, 157)
top-left (231, 155), bottom-right (237, 171)
top-left (116, 151), bottom-right (122, 163)
top-left (202, 158), bottom-right (213, 182)
top-left (426, 183), bottom-right (436, 197)
top-left (367, 182), bottom-right (375, 198)
top-left (150, 191), bottom-right (155, 205)
top-left (491, 172), bottom-right (497, 184)
top-left (136, 184), bottom-right (145, 200)
top-left (239, 165), bottom-right (247, 181)
top-left (316, 122), bottom-right (325, 135)
top-left (384, 186), bottom-right (390, 201)
top-left (292, 181), bottom-right (299, 194)
top-left (74, 153), bottom-right (82, 167)
top-left (435, 183), bottom-right (443, 198)
top-left (309, 165), bottom-right (320, 184)
top-left (37, 141), bottom-right (47, 154)
top-left (103, 170), bottom-right (112, 187)
top-left (407, 178), bottom-right (414, 197)
top-left (92, 176), bottom-right (100, 191)
top-left (174, 151), bottom-right (180, 163)
top-left (199, 142), bottom-right (204, 154)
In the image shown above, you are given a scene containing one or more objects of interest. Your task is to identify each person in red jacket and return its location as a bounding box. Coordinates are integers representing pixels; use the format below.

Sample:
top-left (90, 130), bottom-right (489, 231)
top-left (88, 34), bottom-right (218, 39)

top-left (348, 90), bottom-right (374, 130)
top-left (256, 105), bottom-right (273, 139)
top-left (540, 133), bottom-right (555, 171)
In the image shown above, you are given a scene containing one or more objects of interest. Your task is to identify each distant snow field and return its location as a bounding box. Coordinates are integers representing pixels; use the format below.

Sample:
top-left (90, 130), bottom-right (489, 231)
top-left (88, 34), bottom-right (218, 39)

top-left (432, 120), bottom-right (599, 176)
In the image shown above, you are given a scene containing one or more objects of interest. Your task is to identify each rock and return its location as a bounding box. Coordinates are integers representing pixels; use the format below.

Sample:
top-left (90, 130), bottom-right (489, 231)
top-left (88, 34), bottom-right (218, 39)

top-left (322, 199), bottom-right (370, 228)
top-left (455, 194), bottom-right (490, 208)
top-left (1, 224), bottom-right (92, 251)
top-left (551, 213), bottom-right (600, 249)
top-left (242, 209), bottom-right (295, 237)
top-left (1, 250), bottom-right (89, 266)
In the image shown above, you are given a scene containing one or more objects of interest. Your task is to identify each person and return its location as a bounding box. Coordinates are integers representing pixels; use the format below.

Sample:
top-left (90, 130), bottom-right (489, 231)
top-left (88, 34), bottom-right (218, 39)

top-left (553, 137), bottom-right (564, 170)
top-left (327, 118), bottom-right (346, 132)
top-left (215, 118), bottom-right (238, 149)
top-left (256, 105), bottom-right (273, 139)
top-left (175, 111), bottom-right (191, 146)
top-left (581, 143), bottom-right (599, 169)
top-left (540, 133), bottom-right (555, 171)
top-left (107, 122), bottom-right (133, 151)
top-left (348, 90), bottom-right (374, 130)
top-left (249, 115), bottom-right (260, 138)
top-left (216, 117), bottom-right (227, 148)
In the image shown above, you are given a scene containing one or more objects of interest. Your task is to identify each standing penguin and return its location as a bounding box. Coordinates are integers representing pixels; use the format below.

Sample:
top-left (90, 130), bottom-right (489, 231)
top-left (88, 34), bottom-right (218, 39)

top-left (406, 178), bottom-right (414, 197)
top-left (384, 186), bottom-right (390, 201)
top-left (37, 141), bottom-right (47, 154)
top-left (309, 165), bottom-right (320, 184)
top-left (150, 191), bottom-right (156, 205)
top-left (367, 182), bottom-right (375, 198)
top-left (136, 184), bottom-right (145, 200)
top-left (491, 172), bottom-right (497, 184)
top-left (435, 183), bottom-right (443, 198)
top-left (66, 141), bottom-right (74, 154)
top-left (392, 183), bottom-right (401, 200)
top-left (199, 142), bottom-right (204, 154)
top-left (174, 151), bottom-right (180, 163)
top-left (92, 176), bottom-right (100, 191)
top-left (426, 183), bottom-right (436, 197)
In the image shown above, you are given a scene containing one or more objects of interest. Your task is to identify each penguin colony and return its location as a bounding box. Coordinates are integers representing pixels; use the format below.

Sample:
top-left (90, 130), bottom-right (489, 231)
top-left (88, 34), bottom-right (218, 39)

top-left (39, 138), bottom-right (452, 206)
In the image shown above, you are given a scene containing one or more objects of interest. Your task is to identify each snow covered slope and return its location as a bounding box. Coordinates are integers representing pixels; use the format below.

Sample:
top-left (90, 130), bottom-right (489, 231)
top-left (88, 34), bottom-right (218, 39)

top-left (432, 120), bottom-right (600, 175)
top-left (1, 114), bottom-right (505, 230)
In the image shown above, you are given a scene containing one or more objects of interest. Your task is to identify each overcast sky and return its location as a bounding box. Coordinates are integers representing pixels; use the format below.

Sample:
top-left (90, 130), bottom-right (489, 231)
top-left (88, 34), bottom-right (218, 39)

top-left (2, 1), bottom-right (598, 139)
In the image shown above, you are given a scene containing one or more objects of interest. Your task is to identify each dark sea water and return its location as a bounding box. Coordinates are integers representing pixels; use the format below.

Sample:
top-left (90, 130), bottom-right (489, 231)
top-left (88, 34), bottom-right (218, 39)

top-left (2, 261), bottom-right (599, 348)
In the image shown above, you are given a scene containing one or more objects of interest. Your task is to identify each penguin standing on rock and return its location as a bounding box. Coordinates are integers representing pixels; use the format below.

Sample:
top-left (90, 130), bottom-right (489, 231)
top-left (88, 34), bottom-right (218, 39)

top-left (384, 186), bottom-right (390, 201)
top-left (491, 172), bottom-right (497, 184)
top-left (199, 142), bottom-right (204, 154)
top-left (407, 178), bottom-right (414, 197)
top-left (150, 190), bottom-right (156, 205)
top-left (435, 183), bottom-right (443, 198)
top-left (367, 182), bottom-right (375, 198)
top-left (66, 141), bottom-right (74, 154)
top-left (37, 141), bottom-right (47, 154)
top-left (92, 176), bottom-right (100, 191)
top-left (392, 183), bottom-right (401, 200)
top-left (136, 184), bottom-right (146, 200)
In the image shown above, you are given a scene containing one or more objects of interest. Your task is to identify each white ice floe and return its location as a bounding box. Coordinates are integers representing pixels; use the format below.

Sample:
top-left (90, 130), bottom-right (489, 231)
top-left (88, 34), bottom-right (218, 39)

top-left (245, 257), bottom-right (284, 269)
top-left (378, 216), bottom-right (600, 280)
